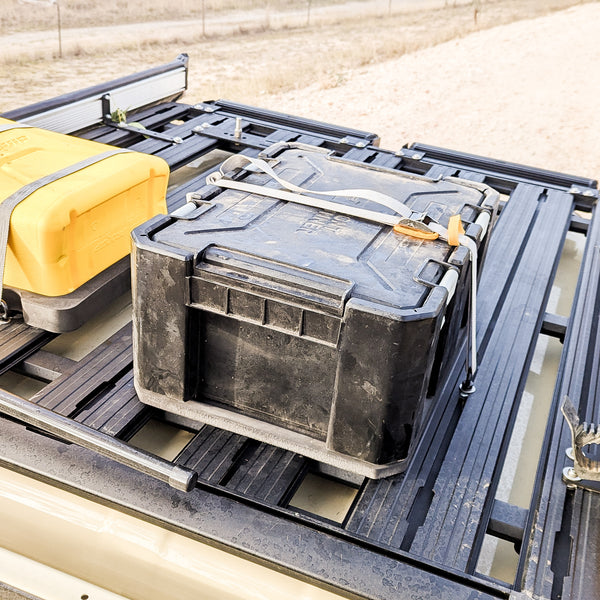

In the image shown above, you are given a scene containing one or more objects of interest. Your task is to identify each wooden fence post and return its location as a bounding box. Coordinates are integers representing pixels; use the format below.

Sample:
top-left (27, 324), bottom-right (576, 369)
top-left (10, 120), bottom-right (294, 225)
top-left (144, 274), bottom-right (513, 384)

top-left (55, 0), bottom-right (62, 58)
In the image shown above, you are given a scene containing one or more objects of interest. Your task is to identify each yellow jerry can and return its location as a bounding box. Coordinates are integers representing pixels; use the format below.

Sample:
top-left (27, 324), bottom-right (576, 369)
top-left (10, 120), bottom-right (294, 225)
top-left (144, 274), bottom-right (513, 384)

top-left (0, 117), bottom-right (169, 297)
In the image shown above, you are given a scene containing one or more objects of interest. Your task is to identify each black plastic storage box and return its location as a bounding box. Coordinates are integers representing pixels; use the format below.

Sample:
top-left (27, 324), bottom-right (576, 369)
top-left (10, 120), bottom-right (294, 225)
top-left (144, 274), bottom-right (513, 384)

top-left (132, 143), bottom-right (498, 478)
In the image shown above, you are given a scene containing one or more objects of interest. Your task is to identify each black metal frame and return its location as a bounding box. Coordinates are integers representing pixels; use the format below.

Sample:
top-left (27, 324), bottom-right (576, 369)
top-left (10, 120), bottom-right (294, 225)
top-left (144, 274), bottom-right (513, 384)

top-left (1, 59), bottom-right (599, 599)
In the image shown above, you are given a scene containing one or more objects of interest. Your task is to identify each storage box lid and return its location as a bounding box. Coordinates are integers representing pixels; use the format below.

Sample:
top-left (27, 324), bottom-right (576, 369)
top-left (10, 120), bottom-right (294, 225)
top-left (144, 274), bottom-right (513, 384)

top-left (150, 144), bottom-right (493, 313)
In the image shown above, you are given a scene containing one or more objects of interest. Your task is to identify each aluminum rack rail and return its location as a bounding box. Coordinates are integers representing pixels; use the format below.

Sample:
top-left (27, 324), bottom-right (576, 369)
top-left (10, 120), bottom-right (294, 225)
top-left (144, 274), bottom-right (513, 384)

top-left (2, 54), bottom-right (190, 135)
top-left (0, 58), bottom-right (599, 600)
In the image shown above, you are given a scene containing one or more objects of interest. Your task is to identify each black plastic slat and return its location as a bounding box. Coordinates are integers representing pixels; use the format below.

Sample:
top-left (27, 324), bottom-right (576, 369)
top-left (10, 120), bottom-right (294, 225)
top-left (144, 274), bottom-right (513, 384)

top-left (226, 444), bottom-right (306, 503)
top-left (488, 499), bottom-right (528, 545)
top-left (540, 312), bottom-right (569, 341)
top-left (341, 147), bottom-right (379, 163)
top-left (570, 212), bottom-right (590, 234)
top-left (369, 152), bottom-right (403, 170)
top-left (458, 170), bottom-right (486, 183)
top-left (475, 184), bottom-right (544, 353)
top-left (124, 114), bottom-right (223, 168)
top-left (31, 323), bottom-right (132, 416)
top-left (345, 472), bottom-right (408, 541)
top-left (20, 350), bottom-right (76, 381)
top-left (409, 142), bottom-right (598, 191)
top-left (425, 164), bottom-right (458, 179)
top-left (410, 189), bottom-right (572, 571)
top-left (519, 203), bottom-right (600, 599)
top-left (294, 134), bottom-right (331, 147)
top-left (151, 135), bottom-right (220, 172)
top-left (176, 426), bottom-right (248, 483)
top-left (212, 99), bottom-right (379, 145)
top-left (136, 137), bottom-right (219, 171)
top-left (562, 492), bottom-right (600, 599)
top-left (75, 371), bottom-right (147, 437)
top-left (0, 320), bottom-right (54, 376)
top-left (263, 129), bottom-right (304, 145)
top-left (131, 102), bottom-right (190, 127)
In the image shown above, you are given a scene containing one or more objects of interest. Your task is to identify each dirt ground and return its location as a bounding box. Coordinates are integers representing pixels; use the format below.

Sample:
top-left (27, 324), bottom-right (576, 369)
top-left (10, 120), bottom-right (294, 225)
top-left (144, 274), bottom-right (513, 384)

top-left (258, 3), bottom-right (600, 180)
top-left (1, 2), bottom-right (599, 181)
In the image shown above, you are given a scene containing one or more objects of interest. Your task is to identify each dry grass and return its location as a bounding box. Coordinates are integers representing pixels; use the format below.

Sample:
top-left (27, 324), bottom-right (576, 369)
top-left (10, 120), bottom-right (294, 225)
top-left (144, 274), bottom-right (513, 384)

top-left (180, 0), bottom-right (596, 104)
top-left (0, 0), bottom-right (342, 33)
top-left (0, 0), bottom-right (593, 112)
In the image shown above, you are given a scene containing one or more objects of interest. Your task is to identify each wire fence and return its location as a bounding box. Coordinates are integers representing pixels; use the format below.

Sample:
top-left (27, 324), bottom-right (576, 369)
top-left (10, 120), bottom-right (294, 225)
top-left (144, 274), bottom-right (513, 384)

top-left (9, 0), bottom-right (483, 60)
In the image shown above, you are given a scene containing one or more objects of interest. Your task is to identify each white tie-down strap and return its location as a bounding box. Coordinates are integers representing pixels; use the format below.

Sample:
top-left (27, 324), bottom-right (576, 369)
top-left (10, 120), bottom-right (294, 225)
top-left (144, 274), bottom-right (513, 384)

top-left (429, 222), bottom-right (479, 378)
top-left (206, 154), bottom-right (480, 378)
top-left (206, 153), bottom-right (414, 220)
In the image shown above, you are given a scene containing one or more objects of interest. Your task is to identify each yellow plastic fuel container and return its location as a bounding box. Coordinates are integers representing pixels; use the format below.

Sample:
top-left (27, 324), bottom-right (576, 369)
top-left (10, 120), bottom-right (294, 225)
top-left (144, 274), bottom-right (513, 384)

top-left (0, 117), bottom-right (169, 297)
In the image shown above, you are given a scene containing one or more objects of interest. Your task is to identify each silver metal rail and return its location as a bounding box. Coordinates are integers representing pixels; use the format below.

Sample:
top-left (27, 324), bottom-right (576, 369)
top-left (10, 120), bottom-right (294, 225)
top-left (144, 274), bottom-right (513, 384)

top-left (0, 388), bottom-right (198, 493)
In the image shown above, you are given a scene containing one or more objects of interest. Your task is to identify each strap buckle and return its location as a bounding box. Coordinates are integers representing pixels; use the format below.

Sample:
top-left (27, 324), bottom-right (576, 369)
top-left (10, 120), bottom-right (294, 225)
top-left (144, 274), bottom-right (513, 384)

top-left (393, 213), bottom-right (439, 241)
top-left (393, 219), bottom-right (439, 240)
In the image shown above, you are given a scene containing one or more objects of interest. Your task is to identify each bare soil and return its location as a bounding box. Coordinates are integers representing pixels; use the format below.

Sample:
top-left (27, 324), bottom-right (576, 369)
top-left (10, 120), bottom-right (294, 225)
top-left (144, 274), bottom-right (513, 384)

top-left (264, 3), bottom-right (600, 180)
top-left (0, 1), bottom-right (598, 180)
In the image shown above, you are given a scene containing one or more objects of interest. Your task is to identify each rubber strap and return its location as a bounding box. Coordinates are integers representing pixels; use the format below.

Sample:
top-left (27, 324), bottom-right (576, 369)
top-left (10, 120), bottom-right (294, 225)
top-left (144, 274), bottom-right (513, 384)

top-left (0, 148), bottom-right (131, 310)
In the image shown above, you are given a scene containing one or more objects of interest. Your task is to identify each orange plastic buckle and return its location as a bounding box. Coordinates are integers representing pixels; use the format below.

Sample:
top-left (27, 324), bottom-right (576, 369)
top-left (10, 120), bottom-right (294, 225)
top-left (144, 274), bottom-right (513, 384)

top-left (393, 219), bottom-right (439, 241)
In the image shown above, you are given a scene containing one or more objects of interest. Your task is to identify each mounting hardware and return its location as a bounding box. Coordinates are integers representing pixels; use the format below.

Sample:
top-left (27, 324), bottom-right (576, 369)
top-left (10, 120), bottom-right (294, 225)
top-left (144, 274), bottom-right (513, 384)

top-left (561, 395), bottom-right (600, 492)
top-left (393, 149), bottom-right (423, 160)
top-left (459, 372), bottom-right (476, 400)
top-left (234, 117), bottom-right (243, 140)
top-left (0, 299), bottom-right (10, 324)
top-left (192, 123), bottom-right (213, 134)
top-left (194, 103), bottom-right (217, 113)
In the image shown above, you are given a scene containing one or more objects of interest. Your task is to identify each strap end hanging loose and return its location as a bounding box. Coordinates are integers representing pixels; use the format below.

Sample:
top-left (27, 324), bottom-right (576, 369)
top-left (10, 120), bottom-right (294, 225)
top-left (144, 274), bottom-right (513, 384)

top-left (458, 231), bottom-right (479, 394)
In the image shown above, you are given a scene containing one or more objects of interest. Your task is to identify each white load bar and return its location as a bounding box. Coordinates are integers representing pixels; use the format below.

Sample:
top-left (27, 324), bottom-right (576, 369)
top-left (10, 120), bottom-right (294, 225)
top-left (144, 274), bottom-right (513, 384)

top-left (1, 54), bottom-right (189, 134)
